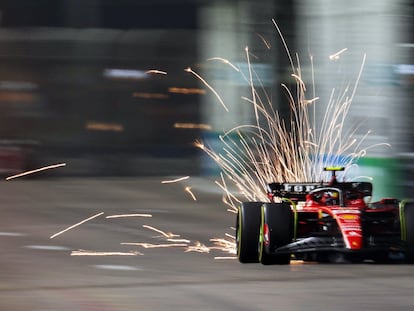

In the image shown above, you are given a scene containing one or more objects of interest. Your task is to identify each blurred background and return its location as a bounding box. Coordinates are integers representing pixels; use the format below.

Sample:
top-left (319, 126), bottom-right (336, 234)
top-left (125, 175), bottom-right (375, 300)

top-left (0, 0), bottom-right (412, 197)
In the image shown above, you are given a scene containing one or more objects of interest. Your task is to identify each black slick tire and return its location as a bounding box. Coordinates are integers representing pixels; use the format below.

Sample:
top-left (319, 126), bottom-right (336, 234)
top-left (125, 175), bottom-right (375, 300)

top-left (236, 202), bottom-right (263, 263)
top-left (402, 201), bottom-right (414, 263)
top-left (259, 202), bottom-right (293, 265)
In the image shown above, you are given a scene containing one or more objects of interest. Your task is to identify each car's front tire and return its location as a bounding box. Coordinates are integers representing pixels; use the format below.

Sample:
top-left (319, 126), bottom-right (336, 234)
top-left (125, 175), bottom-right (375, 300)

top-left (259, 202), bottom-right (293, 265)
top-left (402, 201), bottom-right (414, 263)
top-left (236, 202), bottom-right (263, 263)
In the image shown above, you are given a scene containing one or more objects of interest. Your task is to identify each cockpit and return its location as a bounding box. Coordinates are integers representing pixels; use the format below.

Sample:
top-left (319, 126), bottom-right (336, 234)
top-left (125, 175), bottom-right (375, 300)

top-left (307, 186), bottom-right (367, 207)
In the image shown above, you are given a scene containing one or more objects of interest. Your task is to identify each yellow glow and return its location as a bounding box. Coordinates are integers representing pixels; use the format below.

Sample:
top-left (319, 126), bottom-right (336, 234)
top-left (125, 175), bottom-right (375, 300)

top-left (339, 214), bottom-right (358, 220)
top-left (132, 92), bottom-right (168, 99)
top-left (0, 92), bottom-right (35, 102)
top-left (168, 87), bottom-right (206, 95)
top-left (85, 122), bottom-right (124, 132)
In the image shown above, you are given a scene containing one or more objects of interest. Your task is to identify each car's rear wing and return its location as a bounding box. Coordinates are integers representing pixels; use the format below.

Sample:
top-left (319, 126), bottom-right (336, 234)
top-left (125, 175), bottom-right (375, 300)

top-left (267, 181), bottom-right (373, 201)
top-left (267, 182), bottom-right (323, 201)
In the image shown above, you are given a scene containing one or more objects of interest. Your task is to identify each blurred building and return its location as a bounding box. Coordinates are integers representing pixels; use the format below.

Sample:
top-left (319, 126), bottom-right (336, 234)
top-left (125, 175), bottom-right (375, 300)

top-left (0, 0), bottom-right (293, 176)
top-left (0, 0), bottom-right (412, 198)
top-left (0, 0), bottom-right (202, 176)
top-left (295, 0), bottom-right (413, 198)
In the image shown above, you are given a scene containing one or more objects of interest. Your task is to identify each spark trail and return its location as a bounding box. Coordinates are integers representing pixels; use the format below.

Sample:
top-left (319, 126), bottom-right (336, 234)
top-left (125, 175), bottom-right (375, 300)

top-left (71, 250), bottom-right (142, 256)
top-left (50, 212), bottom-right (104, 239)
top-left (161, 176), bottom-right (190, 184)
top-left (41, 22), bottom-right (389, 262)
top-left (180, 21), bottom-right (390, 256)
top-left (106, 214), bottom-right (152, 219)
top-left (189, 21), bottom-right (387, 207)
top-left (6, 163), bottom-right (66, 180)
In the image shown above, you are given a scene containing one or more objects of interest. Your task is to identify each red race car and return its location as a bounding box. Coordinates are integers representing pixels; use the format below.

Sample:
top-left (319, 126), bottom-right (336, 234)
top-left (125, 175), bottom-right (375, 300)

top-left (236, 167), bottom-right (414, 264)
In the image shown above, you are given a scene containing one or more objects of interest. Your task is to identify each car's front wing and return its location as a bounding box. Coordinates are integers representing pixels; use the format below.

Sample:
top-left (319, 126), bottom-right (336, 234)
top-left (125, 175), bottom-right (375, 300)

top-left (273, 236), bottom-right (405, 255)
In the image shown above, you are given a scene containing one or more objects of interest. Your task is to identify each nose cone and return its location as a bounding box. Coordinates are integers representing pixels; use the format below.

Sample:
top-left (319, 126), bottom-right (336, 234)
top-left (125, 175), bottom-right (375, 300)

top-left (335, 211), bottom-right (363, 250)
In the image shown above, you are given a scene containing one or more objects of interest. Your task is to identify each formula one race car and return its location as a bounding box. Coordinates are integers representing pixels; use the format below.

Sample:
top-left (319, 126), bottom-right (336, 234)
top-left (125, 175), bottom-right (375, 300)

top-left (236, 167), bottom-right (414, 264)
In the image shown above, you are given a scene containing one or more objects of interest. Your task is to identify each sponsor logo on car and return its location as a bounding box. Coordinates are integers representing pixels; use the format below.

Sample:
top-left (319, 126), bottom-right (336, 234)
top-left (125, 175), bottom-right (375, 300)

top-left (338, 214), bottom-right (359, 220)
top-left (332, 209), bottom-right (361, 214)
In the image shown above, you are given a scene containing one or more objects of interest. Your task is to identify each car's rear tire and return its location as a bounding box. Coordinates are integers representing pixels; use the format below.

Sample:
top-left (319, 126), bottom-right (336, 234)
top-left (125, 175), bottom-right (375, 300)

top-left (259, 202), bottom-right (293, 265)
top-left (402, 201), bottom-right (414, 263)
top-left (236, 202), bottom-right (263, 263)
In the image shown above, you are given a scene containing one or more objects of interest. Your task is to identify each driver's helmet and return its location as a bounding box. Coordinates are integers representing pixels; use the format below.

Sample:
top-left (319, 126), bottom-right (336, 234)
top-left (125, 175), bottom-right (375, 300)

top-left (323, 191), bottom-right (339, 205)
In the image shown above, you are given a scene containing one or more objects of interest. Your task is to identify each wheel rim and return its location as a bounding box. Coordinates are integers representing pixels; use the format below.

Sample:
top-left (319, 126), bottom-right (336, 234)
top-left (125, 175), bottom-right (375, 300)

top-left (259, 206), bottom-right (265, 261)
top-left (236, 209), bottom-right (242, 257)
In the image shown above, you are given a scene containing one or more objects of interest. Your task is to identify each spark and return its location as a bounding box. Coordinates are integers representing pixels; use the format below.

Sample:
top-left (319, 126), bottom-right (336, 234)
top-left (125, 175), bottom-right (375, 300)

top-left (195, 52), bottom-right (375, 200)
top-left (167, 238), bottom-right (191, 243)
top-left (142, 225), bottom-right (180, 238)
top-left (6, 163), bottom-right (66, 180)
top-left (215, 175), bottom-right (240, 214)
top-left (121, 242), bottom-right (188, 249)
top-left (161, 176), bottom-right (190, 184)
top-left (185, 67), bottom-right (229, 112)
top-left (207, 57), bottom-right (240, 72)
top-left (105, 214), bottom-right (152, 219)
top-left (214, 256), bottom-right (237, 260)
top-left (146, 69), bottom-right (167, 75)
top-left (290, 260), bottom-right (306, 265)
top-left (194, 139), bottom-right (204, 150)
top-left (304, 97), bottom-right (319, 105)
top-left (190, 21), bottom-right (388, 234)
top-left (184, 186), bottom-right (197, 201)
top-left (71, 250), bottom-right (142, 256)
top-left (209, 237), bottom-right (236, 254)
top-left (185, 241), bottom-right (210, 253)
top-left (50, 212), bottom-right (104, 239)
top-left (329, 48), bottom-right (348, 61)
top-left (256, 32), bottom-right (272, 49)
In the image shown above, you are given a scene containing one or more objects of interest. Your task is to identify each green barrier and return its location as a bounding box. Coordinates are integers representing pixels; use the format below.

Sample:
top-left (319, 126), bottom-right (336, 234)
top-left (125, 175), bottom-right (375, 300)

top-left (357, 157), bottom-right (401, 201)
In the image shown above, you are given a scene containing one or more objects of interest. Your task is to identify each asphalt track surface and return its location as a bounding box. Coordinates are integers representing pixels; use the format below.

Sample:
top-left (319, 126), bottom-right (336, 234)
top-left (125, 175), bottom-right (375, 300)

top-left (1, 177), bottom-right (414, 311)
